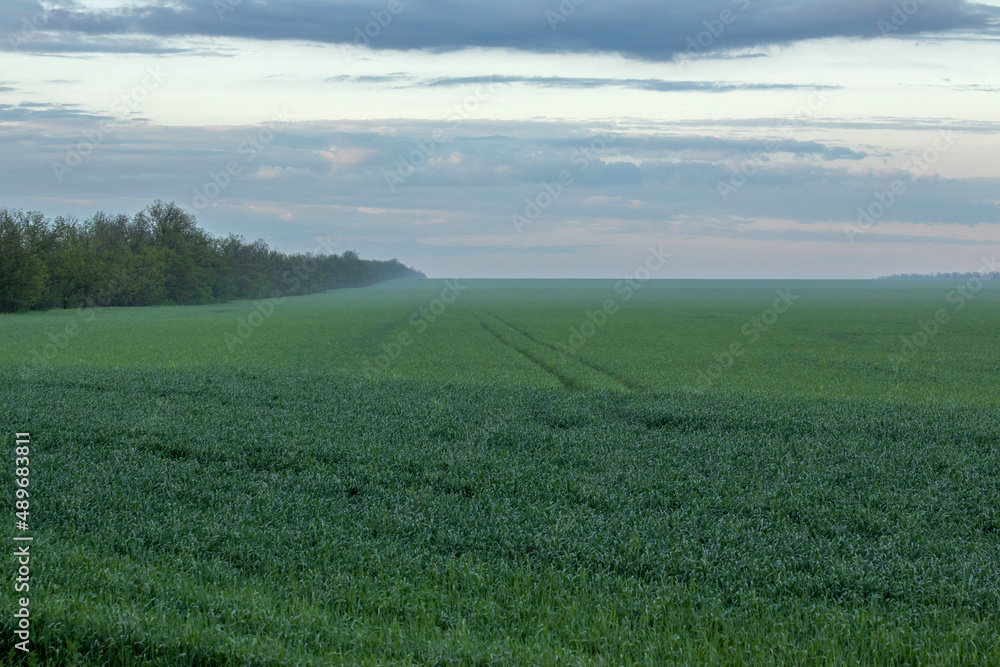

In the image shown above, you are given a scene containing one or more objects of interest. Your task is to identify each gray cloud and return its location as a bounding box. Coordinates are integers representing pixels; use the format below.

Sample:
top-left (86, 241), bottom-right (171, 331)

top-left (326, 73), bottom-right (834, 92)
top-left (627, 116), bottom-right (1000, 134)
top-left (3, 36), bottom-right (189, 54)
top-left (0, 101), bottom-right (105, 121)
top-left (419, 76), bottom-right (827, 93)
top-left (2, 0), bottom-right (996, 57)
top-left (325, 74), bottom-right (411, 84)
top-left (1, 116), bottom-right (995, 239)
top-left (537, 135), bottom-right (868, 159)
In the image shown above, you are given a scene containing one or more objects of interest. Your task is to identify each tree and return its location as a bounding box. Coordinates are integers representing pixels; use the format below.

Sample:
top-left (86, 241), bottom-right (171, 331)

top-left (0, 202), bottom-right (425, 312)
top-left (0, 209), bottom-right (49, 312)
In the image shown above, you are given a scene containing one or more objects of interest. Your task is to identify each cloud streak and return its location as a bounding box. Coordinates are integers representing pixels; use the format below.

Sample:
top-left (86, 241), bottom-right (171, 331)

top-left (327, 73), bottom-right (832, 93)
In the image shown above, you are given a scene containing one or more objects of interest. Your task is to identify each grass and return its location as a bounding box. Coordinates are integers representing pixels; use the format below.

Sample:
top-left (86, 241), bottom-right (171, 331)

top-left (4, 279), bottom-right (999, 402)
top-left (2, 279), bottom-right (999, 664)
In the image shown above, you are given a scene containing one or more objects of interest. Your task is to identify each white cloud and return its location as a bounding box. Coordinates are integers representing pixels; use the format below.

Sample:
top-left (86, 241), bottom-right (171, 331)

top-left (254, 165), bottom-right (314, 179)
top-left (315, 146), bottom-right (377, 168)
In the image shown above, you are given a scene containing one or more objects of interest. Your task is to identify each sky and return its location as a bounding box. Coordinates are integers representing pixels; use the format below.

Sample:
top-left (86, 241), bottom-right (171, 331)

top-left (1, 0), bottom-right (999, 278)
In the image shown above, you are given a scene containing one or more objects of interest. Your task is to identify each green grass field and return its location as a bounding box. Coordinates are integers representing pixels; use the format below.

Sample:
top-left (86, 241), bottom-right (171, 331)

top-left (2, 279), bottom-right (999, 665)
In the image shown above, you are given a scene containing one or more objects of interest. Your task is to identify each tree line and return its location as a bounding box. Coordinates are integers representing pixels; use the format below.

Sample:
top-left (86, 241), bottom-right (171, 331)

top-left (0, 201), bottom-right (424, 313)
top-left (876, 272), bottom-right (1000, 281)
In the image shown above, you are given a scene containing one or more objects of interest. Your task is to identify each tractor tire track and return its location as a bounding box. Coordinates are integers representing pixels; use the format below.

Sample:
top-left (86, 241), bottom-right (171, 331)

top-left (473, 311), bottom-right (630, 392)
top-left (470, 311), bottom-right (584, 390)
top-left (485, 312), bottom-right (640, 392)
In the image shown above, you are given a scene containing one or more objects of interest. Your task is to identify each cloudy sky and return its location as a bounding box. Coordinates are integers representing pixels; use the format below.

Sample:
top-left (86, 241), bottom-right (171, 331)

top-left (2, 0), bottom-right (999, 278)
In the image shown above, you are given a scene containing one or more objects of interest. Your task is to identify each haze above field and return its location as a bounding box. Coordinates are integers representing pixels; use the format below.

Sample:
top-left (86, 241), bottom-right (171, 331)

top-left (7, 279), bottom-right (999, 405)
top-left (2, 0), bottom-right (999, 278)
